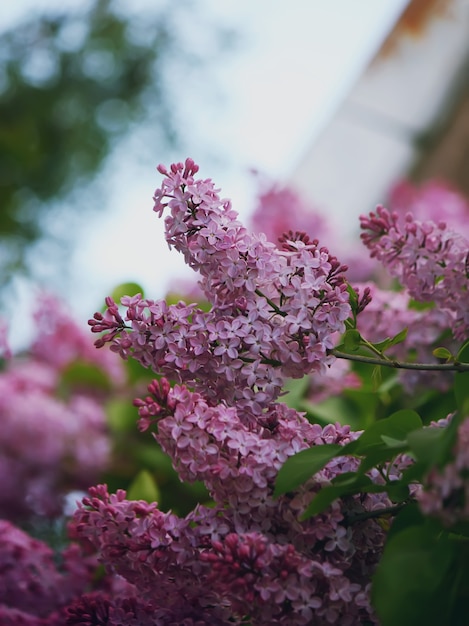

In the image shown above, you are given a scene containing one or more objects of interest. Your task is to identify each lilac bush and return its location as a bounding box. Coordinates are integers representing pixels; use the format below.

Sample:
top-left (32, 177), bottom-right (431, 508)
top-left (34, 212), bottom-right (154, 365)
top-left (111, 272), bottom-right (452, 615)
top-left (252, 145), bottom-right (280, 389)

top-left (1, 162), bottom-right (469, 624)
top-left (80, 159), bottom-right (469, 624)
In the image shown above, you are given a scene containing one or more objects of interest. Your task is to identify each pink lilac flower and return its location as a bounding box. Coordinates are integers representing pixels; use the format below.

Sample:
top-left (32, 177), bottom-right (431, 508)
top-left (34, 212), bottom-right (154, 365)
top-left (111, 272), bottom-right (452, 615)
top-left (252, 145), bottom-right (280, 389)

top-left (388, 179), bottom-right (469, 240)
top-left (83, 161), bottom-right (418, 623)
top-left (65, 593), bottom-right (158, 626)
top-left (360, 205), bottom-right (469, 341)
top-left (0, 518), bottom-right (151, 625)
top-left (355, 282), bottom-right (454, 392)
top-left (32, 292), bottom-right (124, 383)
top-left (0, 357), bottom-right (110, 520)
top-left (0, 293), bottom-right (125, 520)
top-left (0, 520), bottom-right (94, 621)
top-left (72, 476), bottom-right (381, 624)
top-left (72, 379), bottom-right (387, 623)
top-left (249, 176), bottom-right (380, 283)
top-left (250, 178), bottom-right (332, 249)
top-left (91, 160), bottom-right (351, 416)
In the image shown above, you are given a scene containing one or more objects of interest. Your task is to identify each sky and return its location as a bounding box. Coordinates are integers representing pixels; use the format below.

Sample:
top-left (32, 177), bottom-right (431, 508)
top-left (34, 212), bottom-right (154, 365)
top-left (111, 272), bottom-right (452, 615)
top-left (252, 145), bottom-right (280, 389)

top-left (1, 0), bottom-right (409, 345)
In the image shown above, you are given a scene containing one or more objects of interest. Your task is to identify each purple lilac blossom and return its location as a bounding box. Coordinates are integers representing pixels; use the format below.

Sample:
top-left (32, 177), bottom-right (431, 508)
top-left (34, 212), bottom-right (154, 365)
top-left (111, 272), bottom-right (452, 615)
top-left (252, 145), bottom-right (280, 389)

top-left (0, 520), bottom-right (91, 623)
top-left (82, 160), bottom-right (392, 623)
top-left (0, 519), bottom-right (147, 625)
top-left (0, 360), bottom-right (110, 519)
top-left (360, 205), bottom-right (469, 341)
top-left (388, 179), bottom-right (469, 239)
top-left (355, 282), bottom-right (454, 392)
top-left (250, 179), bottom-right (332, 249)
top-left (90, 159), bottom-right (351, 416)
top-left (0, 295), bottom-right (116, 520)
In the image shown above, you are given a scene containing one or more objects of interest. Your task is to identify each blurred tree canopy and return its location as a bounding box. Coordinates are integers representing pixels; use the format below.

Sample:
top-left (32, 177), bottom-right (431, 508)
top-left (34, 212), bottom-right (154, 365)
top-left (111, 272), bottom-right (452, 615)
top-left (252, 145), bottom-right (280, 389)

top-left (0, 0), bottom-right (224, 290)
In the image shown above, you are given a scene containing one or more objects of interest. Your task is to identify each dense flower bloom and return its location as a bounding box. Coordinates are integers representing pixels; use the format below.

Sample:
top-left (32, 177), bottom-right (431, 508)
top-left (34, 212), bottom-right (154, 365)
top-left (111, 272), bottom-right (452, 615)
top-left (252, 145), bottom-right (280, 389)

top-left (355, 282), bottom-right (454, 392)
top-left (83, 161), bottom-right (417, 622)
top-left (0, 295), bottom-right (117, 520)
top-left (0, 518), bottom-right (148, 625)
top-left (360, 205), bottom-right (469, 340)
top-left (0, 520), bottom-right (94, 623)
top-left (65, 593), bottom-right (158, 626)
top-left (91, 159), bottom-right (351, 415)
top-left (81, 161), bottom-right (469, 623)
top-left (388, 179), bottom-right (469, 240)
top-left (0, 360), bottom-right (110, 519)
top-left (70, 375), bottom-right (390, 624)
top-left (250, 179), bottom-right (332, 248)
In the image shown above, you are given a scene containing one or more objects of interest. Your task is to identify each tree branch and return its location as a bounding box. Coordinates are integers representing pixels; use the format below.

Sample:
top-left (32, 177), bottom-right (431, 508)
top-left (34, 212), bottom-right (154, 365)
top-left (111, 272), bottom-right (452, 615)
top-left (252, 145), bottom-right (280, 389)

top-left (332, 349), bottom-right (469, 372)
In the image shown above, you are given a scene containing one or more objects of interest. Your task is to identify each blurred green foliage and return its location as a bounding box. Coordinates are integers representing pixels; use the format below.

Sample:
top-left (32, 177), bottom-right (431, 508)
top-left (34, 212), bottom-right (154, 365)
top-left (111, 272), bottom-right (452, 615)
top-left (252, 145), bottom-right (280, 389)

top-left (0, 0), bottom-right (224, 290)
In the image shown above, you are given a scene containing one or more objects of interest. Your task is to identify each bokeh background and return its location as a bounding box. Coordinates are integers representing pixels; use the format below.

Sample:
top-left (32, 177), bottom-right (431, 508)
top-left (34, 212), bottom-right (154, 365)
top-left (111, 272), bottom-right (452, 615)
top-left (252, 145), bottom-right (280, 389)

top-left (1, 0), bottom-right (468, 347)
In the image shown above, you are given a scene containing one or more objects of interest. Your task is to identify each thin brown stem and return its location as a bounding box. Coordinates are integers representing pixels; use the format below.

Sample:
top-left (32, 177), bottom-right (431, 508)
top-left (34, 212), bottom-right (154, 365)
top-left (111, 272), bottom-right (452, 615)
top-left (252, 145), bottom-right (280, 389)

top-left (344, 502), bottom-right (409, 525)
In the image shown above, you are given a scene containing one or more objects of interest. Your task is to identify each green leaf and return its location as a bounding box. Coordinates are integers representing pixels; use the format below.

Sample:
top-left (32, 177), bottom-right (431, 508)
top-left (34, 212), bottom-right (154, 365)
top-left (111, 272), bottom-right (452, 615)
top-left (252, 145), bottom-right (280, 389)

top-left (372, 328), bottom-right (408, 353)
top-left (454, 372), bottom-right (469, 416)
top-left (352, 409), bottom-right (422, 456)
top-left (60, 360), bottom-right (112, 394)
top-left (371, 365), bottom-right (382, 389)
top-left (388, 327), bottom-right (408, 348)
top-left (346, 283), bottom-right (359, 308)
top-left (386, 482), bottom-right (410, 503)
top-left (380, 435), bottom-right (408, 449)
top-left (432, 346), bottom-right (453, 360)
top-left (406, 425), bottom-right (451, 468)
top-left (301, 485), bottom-right (347, 518)
top-left (301, 396), bottom-right (359, 428)
top-left (358, 448), bottom-right (404, 474)
top-left (106, 399), bottom-right (138, 433)
top-left (127, 470), bottom-right (160, 503)
top-left (301, 474), bottom-right (385, 519)
top-left (273, 445), bottom-right (342, 497)
top-left (343, 329), bottom-right (362, 352)
top-left (372, 526), bottom-right (454, 626)
top-left (282, 376), bottom-right (310, 411)
top-left (385, 502), bottom-right (425, 542)
top-left (346, 283), bottom-right (359, 322)
top-left (456, 338), bottom-right (469, 363)
top-left (111, 282), bottom-right (144, 302)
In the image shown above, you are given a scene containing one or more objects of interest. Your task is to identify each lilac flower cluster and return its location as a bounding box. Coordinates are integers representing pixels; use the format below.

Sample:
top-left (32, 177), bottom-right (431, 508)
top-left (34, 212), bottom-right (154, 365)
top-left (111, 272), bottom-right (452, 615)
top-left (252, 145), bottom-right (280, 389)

top-left (70, 397), bottom-right (385, 625)
top-left (72, 399), bottom-right (382, 625)
top-left (388, 179), bottom-right (469, 240)
top-left (250, 178), bottom-right (332, 250)
top-left (0, 295), bottom-right (115, 520)
top-left (90, 159), bottom-right (351, 415)
top-left (355, 282), bottom-right (454, 391)
top-left (80, 161), bottom-right (399, 622)
top-left (249, 176), bottom-right (380, 284)
top-left (0, 519), bottom-right (90, 624)
top-left (360, 205), bottom-right (469, 341)
top-left (0, 517), bottom-right (149, 625)
top-left (0, 363), bottom-right (109, 519)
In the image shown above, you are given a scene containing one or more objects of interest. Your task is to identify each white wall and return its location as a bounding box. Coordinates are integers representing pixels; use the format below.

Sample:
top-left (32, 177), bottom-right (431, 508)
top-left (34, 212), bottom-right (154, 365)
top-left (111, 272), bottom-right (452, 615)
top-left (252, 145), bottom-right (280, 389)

top-left (289, 0), bottom-right (469, 237)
